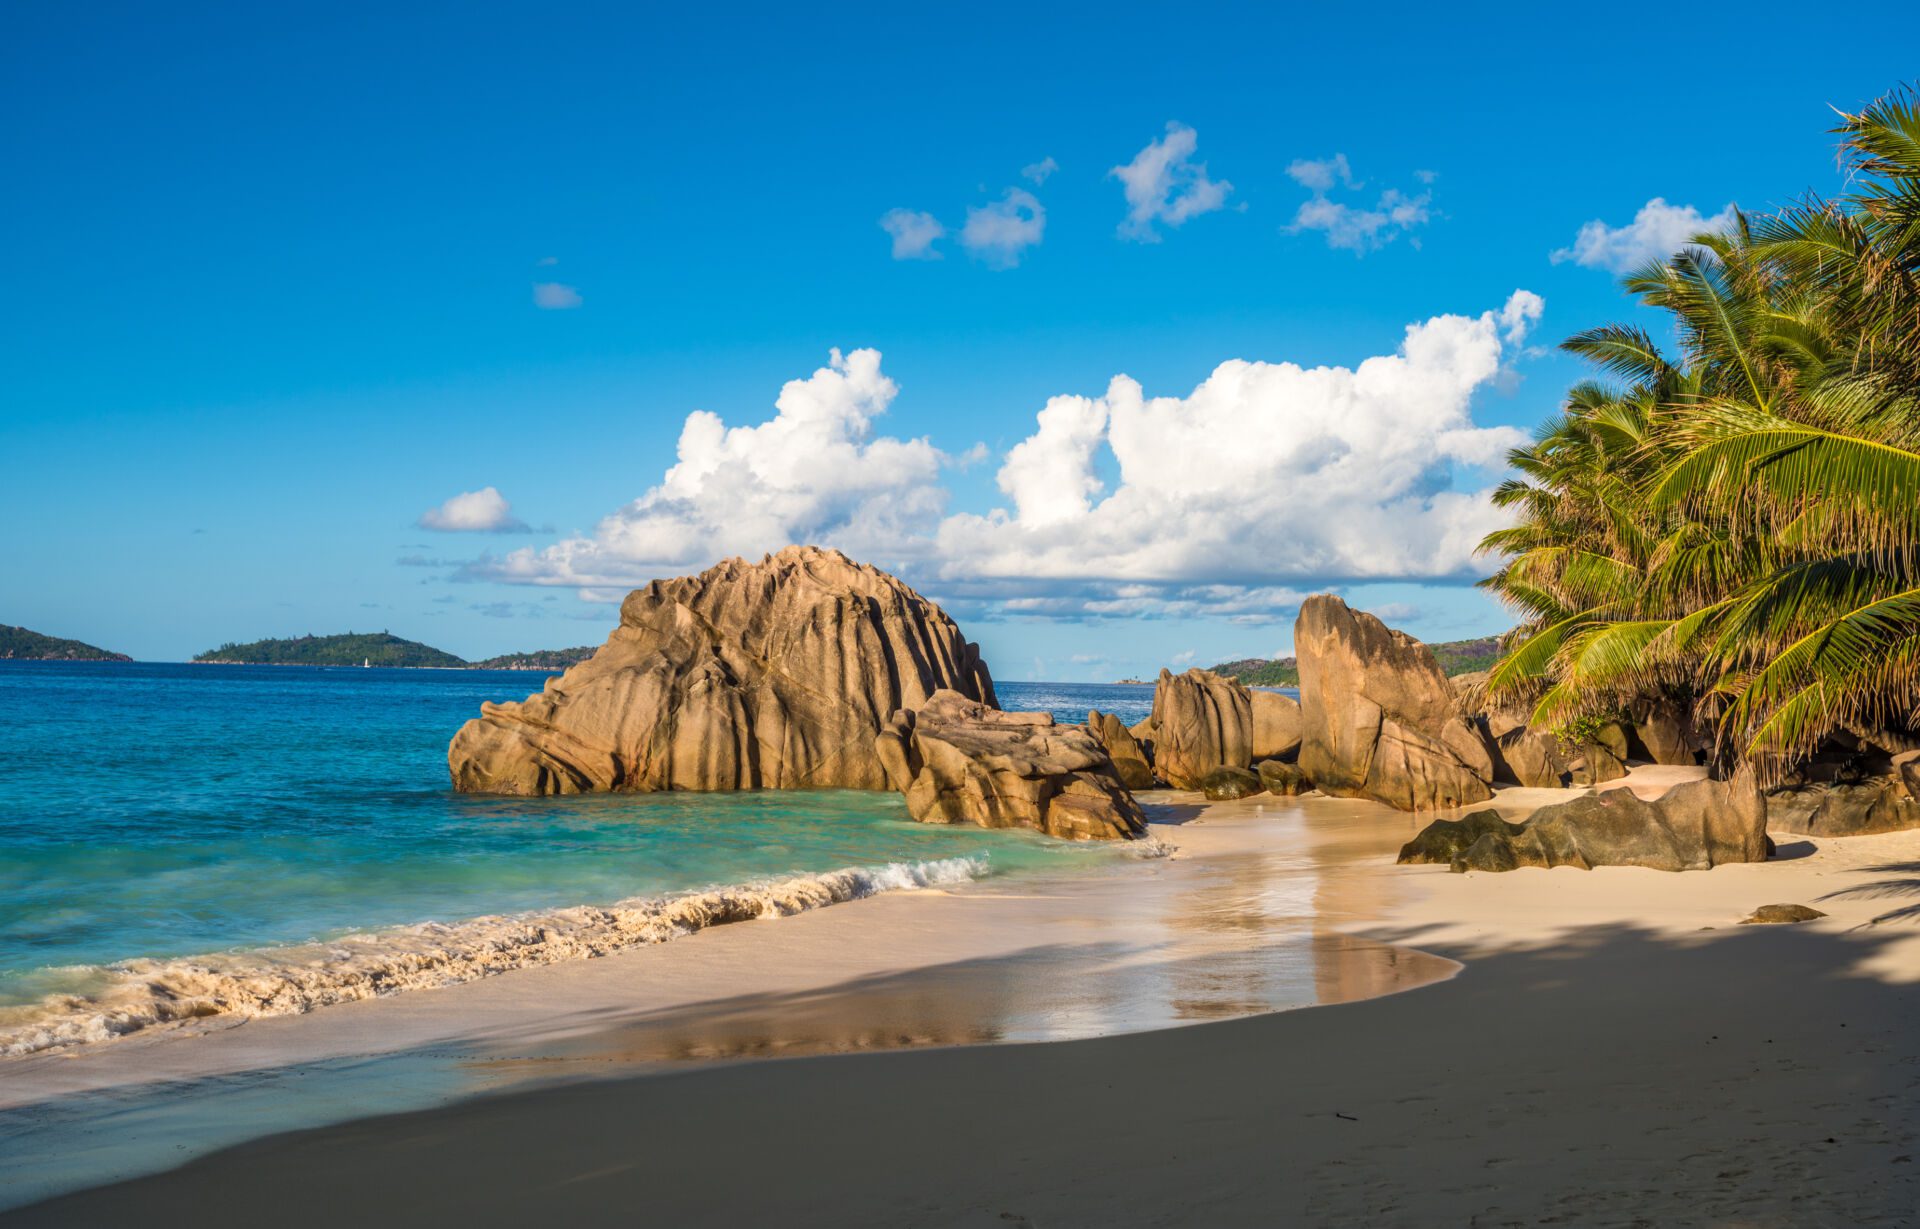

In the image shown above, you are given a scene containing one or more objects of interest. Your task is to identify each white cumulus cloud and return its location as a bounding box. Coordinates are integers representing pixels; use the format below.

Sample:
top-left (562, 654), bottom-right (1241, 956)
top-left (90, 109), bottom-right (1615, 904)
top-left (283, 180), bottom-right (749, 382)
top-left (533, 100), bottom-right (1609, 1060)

top-left (961, 188), bottom-right (1046, 269)
top-left (468, 295), bottom-right (1542, 620)
top-left (420, 487), bottom-right (531, 534)
top-left (532, 282), bottom-right (582, 309)
top-left (934, 291), bottom-right (1542, 599)
top-left (473, 349), bottom-right (948, 588)
top-left (1110, 123), bottom-right (1232, 241)
top-left (1552, 198), bottom-right (1739, 273)
top-left (880, 208), bottom-right (946, 260)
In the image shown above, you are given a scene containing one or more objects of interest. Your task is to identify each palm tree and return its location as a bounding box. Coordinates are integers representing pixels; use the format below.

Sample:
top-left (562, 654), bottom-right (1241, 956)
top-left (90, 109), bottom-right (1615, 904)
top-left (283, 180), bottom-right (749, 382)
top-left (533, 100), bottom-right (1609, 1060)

top-left (1480, 86), bottom-right (1920, 780)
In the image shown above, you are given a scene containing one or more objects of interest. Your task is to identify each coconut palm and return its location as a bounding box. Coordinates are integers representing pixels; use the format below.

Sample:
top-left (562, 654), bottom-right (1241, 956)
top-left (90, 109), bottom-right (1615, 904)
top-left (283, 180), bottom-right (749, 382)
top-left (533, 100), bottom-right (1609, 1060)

top-left (1480, 86), bottom-right (1920, 778)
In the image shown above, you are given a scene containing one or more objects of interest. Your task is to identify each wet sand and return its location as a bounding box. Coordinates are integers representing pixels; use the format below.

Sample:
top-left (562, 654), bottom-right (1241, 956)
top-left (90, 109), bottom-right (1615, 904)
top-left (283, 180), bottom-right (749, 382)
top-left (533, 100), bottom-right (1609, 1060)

top-left (9, 777), bottom-right (1920, 1224)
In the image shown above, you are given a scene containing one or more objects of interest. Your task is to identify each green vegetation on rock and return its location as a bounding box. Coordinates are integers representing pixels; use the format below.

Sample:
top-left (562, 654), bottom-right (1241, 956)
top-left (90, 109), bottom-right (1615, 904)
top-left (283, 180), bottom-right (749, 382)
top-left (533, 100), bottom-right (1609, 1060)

top-left (470, 646), bottom-right (597, 671)
top-left (1210, 636), bottom-right (1502, 688)
top-left (0, 624), bottom-right (131, 661)
top-left (193, 632), bottom-right (466, 668)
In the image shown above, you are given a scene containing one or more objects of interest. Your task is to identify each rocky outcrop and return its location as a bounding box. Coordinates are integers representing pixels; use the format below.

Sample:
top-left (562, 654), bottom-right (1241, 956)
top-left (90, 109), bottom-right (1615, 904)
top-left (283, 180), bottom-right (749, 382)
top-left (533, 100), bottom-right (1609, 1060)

top-left (449, 547), bottom-right (996, 795)
top-left (1251, 691), bottom-right (1302, 762)
top-left (1767, 777), bottom-right (1920, 837)
top-left (875, 690), bottom-right (1147, 841)
top-left (1257, 759), bottom-right (1312, 796)
top-left (1149, 668), bottom-right (1253, 790)
top-left (1629, 705), bottom-right (1698, 766)
top-left (1085, 709), bottom-right (1155, 791)
top-left (1200, 766), bottom-right (1264, 800)
top-left (1295, 596), bottom-right (1494, 811)
top-left (1479, 701), bottom-right (1570, 789)
top-left (1398, 769), bottom-right (1768, 872)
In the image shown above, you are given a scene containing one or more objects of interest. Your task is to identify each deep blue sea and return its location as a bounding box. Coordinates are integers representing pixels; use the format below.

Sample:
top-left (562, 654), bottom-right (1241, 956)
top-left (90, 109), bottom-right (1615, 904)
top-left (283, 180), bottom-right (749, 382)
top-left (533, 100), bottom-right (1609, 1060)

top-left (0, 661), bottom-right (1157, 1051)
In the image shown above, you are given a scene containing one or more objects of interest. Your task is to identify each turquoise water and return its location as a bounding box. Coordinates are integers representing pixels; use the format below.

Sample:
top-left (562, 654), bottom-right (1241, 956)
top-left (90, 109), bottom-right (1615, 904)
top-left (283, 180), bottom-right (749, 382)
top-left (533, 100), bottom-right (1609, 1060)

top-left (0, 662), bottom-right (1152, 1033)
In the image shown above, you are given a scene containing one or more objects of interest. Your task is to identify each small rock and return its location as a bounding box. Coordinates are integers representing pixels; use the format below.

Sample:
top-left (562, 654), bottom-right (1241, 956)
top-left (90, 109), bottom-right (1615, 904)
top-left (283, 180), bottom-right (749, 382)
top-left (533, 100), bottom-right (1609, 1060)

top-left (1740, 903), bottom-right (1826, 925)
top-left (1200, 765), bottom-right (1265, 800)
top-left (1257, 759), bottom-right (1311, 796)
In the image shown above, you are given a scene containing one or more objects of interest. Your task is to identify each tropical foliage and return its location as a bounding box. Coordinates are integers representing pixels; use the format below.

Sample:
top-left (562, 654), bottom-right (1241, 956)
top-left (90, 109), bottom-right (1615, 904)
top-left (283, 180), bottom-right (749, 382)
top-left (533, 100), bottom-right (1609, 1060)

top-left (0, 624), bottom-right (130, 661)
top-left (193, 632), bottom-right (467, 668)
top-left (1479, 85), bottom-right (1920, 779)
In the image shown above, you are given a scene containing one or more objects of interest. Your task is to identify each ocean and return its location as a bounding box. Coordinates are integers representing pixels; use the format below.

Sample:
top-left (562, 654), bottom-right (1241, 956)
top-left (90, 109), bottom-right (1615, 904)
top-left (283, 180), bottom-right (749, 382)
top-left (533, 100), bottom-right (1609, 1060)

top-left (0, 661), bottom-right (1160, 1054)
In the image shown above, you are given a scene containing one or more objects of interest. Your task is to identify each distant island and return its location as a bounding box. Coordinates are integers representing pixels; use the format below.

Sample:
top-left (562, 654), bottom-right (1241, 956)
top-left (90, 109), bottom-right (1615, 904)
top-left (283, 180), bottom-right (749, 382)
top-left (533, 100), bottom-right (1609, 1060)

top-left (0, 624), bottom-right (131, 662)
top-left (1210, 635), bottom-right (1503, 687)
top-left (194, 632), bottom-right (469, 668)
top-left (469, 646), bottom-right (597, 671)
top-left (192, 632), bottom-right (598, 671)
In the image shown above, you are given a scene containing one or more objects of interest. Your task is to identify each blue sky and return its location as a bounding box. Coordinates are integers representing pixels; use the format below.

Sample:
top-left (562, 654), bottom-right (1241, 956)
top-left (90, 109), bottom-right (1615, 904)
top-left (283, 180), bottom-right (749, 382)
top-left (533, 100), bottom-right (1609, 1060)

top-left (5, 3), bottom-right (1917, 677)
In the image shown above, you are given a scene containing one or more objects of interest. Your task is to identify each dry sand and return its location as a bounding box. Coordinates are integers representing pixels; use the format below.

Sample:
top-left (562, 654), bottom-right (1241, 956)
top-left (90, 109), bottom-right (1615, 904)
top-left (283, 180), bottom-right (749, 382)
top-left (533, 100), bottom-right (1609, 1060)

top-left (7, 770), bottom-right (1920, 1226)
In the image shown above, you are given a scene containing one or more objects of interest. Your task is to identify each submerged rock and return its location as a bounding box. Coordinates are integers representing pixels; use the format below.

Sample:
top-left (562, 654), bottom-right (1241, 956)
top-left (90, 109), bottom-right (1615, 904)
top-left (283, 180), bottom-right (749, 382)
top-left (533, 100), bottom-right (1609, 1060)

top-left (1149, 668), bottom-right (1253, 789)
top-left (1251, 690), bottom-right (1303, 762)
top-left (1200, 765), bottom-right (1264, 800)
top-left (1257, 759), bottom-right (1312, 796)
top-left (448, 546), bottom-right (996, 795)
top-left (876, 690), bottom-right (1147, 841)
top-left (1741, 903), bottom-right (1825, 925)
top-left (1295, 596), bottom-right (1493, 811)
top-left (1086, 708), bottom-right (1155, 790)
top-left (1402, 769), bottom-right (1769, 872)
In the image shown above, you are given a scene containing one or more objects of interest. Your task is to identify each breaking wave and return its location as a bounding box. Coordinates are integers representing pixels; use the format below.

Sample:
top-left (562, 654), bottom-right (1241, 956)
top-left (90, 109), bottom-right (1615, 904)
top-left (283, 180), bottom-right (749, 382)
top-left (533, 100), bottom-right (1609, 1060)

top-left (0, 855), bottom-right (989, 1057)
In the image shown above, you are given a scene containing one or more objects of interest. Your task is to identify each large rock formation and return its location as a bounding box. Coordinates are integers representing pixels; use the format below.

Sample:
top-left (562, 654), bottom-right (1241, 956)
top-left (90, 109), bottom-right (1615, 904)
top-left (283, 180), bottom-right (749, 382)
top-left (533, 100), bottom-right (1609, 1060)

top-left (1398, 769), bottom-right (1769, 872)
top-left (875, 691), bottom-right (1147, 841)
top-left (1085, 709), bottom-right (1155, 790)
top-left (1149, 668), bottom-right (1253, 790)
top-left (1251, 691), bottom-right (1303, 762)
top-left (449, 547), bottom-right (996, 795)
top-left (1295, 596), bottom-right (1494, 811)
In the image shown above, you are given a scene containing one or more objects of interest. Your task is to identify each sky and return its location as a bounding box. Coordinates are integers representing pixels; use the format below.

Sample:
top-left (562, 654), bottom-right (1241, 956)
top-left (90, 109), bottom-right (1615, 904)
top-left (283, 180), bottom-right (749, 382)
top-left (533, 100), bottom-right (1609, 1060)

top-left (5, 3), bottom-right (1918, 679)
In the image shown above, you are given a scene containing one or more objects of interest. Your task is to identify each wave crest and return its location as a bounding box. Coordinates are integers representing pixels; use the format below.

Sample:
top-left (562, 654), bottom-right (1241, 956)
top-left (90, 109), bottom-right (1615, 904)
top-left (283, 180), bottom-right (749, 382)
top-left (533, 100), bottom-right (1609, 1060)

top-left (0, 855), bottom-right (988, 1057)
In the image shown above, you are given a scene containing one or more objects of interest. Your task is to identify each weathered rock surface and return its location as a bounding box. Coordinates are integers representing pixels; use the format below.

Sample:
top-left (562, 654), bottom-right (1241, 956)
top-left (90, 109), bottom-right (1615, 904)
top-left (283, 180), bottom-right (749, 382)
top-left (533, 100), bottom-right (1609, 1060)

top-left (1571, 741), bottom-right (1629, 787)
top-left (1295, 596), bottom-right (1493, 811)
top-left (449, 547), bottom-right (996, 795)
top-left (875, 690), bottom-right (1147, 841)
top-left (1767, 777), bottom-right (1920, 837)
top-left (1397, 810), bottom-right (1527, 866)
top-left (1741, 903), bottom-right (1825, 925)
top-left (1085, 709), bottom-right (1155, 790)
top-left (1399, 769), bottom-right (1769, 872)
top-left (1149, 668), bottom-right (1252, 790)
top-left (1257, 759), bottom-right (1312, 796)
top-left (1251, 690), bottom-right (1303, 762)
top-left (1472, 696), bottom-right (1571, 789)
top-left (1630, 705), bottom-right (1698, 766)
top-left (1200, 766), bottom-right (1264, 800)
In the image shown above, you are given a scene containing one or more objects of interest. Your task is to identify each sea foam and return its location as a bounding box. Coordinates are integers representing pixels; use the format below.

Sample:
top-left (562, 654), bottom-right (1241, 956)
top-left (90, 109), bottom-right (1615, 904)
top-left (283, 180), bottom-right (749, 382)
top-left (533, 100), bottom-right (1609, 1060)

top-left (0, 855), bottom-right (988, 1057)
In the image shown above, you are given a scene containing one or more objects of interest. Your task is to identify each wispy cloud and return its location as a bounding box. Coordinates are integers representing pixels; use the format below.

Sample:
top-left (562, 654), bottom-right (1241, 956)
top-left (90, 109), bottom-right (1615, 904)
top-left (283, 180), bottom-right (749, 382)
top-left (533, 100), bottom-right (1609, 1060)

top-left (532, 282), bottom-right (582, 310)
top-left (1110, 123), bottom-right (1232, 241)
top-left (961, 188), bottom-right (1046, 269)
top-left (879, 208), bottom-right (946, 260)
top-left (1022, 156), bottom-right (1059, 185)
top-left (1551, 197), bottom-right (1739, 273)
top-left (1286, 155), bottom-right (1432, 254)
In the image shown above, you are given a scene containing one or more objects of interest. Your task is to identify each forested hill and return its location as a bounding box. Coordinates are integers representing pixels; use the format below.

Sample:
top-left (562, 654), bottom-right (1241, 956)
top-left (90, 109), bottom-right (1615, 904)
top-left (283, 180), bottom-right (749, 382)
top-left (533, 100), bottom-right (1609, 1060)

top-left (469, 646), bottom-right (597, 670)
top-left (0, 624), bottom-right (131, 661)
top-left (1209, 635), bottom-right (1504, 687)
top-left (193, 632), bottom-right (467, 668)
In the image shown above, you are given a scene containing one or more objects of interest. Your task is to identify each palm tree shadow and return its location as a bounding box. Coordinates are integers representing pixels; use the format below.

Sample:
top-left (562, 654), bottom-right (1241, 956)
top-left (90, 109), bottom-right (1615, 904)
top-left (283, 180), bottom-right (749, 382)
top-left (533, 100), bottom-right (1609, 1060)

top-left (1818, 861), bottom-right (1920, 924)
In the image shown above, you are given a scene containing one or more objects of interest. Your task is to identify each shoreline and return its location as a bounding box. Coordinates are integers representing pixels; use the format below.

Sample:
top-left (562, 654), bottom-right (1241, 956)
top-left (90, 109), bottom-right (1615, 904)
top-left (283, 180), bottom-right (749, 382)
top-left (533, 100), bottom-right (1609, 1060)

top-left (8, 775), bottom-right (1920, 1222)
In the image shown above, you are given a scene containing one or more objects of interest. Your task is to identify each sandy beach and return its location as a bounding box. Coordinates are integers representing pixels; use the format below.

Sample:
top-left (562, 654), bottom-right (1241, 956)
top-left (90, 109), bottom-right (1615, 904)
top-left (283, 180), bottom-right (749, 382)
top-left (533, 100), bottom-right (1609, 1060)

top-left (7, 771), bottom-right (1919, 1226)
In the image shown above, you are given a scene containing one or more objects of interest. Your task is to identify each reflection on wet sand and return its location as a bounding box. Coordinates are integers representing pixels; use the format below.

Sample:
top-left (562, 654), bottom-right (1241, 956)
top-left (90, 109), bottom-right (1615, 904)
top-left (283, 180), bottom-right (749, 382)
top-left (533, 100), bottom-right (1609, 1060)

top-left (478, 798), bottom-right (1454, 1079)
